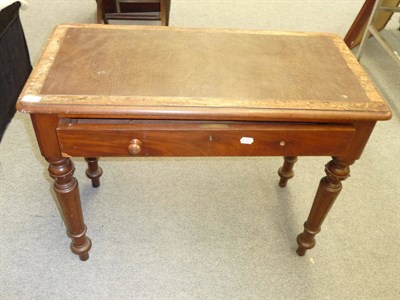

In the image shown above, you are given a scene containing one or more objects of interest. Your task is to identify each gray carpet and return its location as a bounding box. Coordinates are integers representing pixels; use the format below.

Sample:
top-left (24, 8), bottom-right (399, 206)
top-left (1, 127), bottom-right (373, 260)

top-left (1, 1), bottom-right (399, 299)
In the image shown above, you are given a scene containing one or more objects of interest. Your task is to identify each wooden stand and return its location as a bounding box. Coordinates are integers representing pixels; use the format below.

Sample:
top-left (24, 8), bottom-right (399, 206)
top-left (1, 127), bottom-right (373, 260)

top-left (95, 0), bottom-right (170, 25)
top-left (344, 0), bottom-right (400, 49)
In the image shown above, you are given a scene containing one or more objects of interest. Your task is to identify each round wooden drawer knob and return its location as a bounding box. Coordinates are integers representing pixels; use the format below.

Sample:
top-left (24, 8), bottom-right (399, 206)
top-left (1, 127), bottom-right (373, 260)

top-left (128, 139), bottom-right (142, 155)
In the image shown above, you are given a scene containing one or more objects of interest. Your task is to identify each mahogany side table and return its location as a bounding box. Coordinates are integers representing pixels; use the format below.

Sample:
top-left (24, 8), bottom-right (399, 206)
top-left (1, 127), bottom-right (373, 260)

top-left (17, 24), bottom-right (391, 261)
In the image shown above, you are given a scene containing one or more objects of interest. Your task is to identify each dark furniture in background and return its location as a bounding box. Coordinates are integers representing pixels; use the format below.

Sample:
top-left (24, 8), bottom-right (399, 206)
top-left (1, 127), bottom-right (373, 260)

top-left (0, 2), bottom-right (31, 141)
top-left (356, 0), bottom-right (400, 62)
top-left (344, 0), bottom-right (400, 49)
top-left (96, 0), bottom-right (170, 25)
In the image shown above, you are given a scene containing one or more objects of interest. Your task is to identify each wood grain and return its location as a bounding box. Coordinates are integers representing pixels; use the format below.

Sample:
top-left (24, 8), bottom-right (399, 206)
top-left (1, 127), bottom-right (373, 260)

top-left (56, 120), bottom-right (356, 157)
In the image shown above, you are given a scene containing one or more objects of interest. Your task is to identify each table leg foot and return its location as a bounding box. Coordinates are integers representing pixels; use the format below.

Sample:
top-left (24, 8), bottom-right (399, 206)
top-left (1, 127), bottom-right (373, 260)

top-left (296, 247), bottom-right (306, 256)
top-left (67, 226), bottom-right (92, 261)
top-left (48, 158), bottom-right (92, 261)
top-left (85, 157), bottom-right (102, 188)
top-left (296, 225), bottom-right (318, 256)
top-left (296, 157), bottom-right (353, 255)
top-left (278, 156), bottom-right (298, 187)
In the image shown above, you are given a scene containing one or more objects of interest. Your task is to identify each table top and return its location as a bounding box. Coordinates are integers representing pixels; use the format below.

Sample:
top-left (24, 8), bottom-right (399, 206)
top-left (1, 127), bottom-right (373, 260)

top-left (17, 24), bottom-right (391, 122)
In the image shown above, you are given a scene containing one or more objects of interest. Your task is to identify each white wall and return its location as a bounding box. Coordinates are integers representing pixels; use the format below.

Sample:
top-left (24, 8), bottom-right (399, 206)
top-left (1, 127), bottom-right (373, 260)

top-left (20, 0), bottom-right (398, 63)
top-left (170, 0), bottom-right (366, 36)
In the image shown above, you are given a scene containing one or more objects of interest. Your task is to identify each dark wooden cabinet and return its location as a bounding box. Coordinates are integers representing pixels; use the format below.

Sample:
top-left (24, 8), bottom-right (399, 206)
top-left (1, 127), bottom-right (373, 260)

top-left (0, 2), bottom-right (31, 141)
top-left (96, 0), bottom-right (170, 25)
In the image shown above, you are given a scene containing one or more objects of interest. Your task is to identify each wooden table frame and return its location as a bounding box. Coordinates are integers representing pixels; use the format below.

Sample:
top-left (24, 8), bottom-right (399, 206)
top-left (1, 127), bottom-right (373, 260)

top-left (17, 24), bottom-right (391, 261)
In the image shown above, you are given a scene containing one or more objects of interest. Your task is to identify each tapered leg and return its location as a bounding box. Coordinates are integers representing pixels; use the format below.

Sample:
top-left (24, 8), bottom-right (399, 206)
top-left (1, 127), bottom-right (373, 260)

top-left (48, 158), bottom-right (92, 261)
top-left (160, 0), bottom-right (167, 26)
top-left (278, 156), bottom-right (298, 187)
top-left (296, 157), bottom-right (354, 256)
top-left (85, 157), bottom-right (103, 188)
top-left (95, 0), bottom-right (103, 23)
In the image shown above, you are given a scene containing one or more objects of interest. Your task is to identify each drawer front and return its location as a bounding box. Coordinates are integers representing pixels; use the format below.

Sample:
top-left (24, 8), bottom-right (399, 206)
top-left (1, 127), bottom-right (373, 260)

top-left (57, 120), bottom-right (356, 157)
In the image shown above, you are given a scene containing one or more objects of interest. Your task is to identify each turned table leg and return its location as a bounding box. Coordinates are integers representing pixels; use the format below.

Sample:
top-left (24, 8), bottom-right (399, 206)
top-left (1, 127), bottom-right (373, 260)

top-left (95, 0), bottom-right (103, 24)
top-left (85, 157), bottom-right (103, 188)
top-left (47, 158), bottom-right (92, 261)
top-left (296, 157), bottom-right (354, 256)
top-left (278, 156), bottom-right (298, 187)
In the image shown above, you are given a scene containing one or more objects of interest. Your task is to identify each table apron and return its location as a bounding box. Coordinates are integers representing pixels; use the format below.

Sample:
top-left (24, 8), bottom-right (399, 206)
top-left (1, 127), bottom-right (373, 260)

top-left (56, 120), bottom-right (356, 157)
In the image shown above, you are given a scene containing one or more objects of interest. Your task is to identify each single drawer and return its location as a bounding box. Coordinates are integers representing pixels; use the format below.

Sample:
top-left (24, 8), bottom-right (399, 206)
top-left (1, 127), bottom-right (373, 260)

top-left (57, 119), bottom-right (356, 157)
